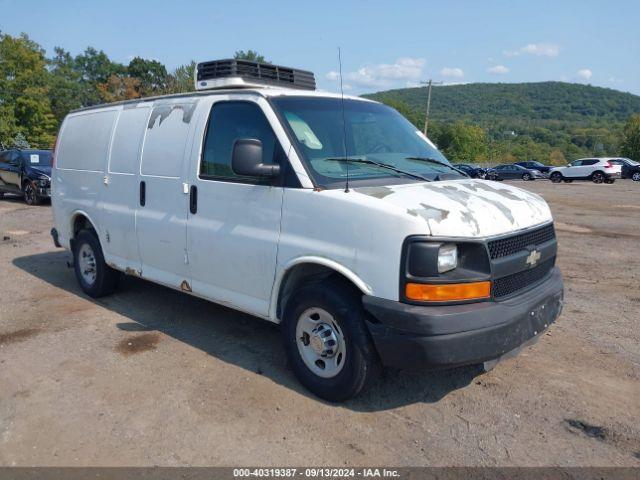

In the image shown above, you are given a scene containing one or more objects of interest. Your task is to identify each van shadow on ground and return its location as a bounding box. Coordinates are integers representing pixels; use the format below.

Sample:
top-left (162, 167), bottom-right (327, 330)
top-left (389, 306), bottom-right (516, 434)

top-left (13, 250), bottom-right (482, 411)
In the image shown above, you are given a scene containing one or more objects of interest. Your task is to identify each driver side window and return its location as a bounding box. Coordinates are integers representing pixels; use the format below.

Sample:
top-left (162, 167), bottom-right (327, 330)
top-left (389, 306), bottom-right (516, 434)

top-left (200, 101), bottom-right (282, 182)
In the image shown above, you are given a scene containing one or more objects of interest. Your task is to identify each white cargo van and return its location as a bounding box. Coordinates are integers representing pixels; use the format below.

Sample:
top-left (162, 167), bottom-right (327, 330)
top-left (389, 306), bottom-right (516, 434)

top-left (51, 59), bottom-right (563, 401)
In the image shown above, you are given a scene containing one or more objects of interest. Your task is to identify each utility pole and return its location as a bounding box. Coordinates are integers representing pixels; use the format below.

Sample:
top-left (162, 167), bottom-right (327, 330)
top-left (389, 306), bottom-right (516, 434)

top-left (420, 79), bottom-right (442, 136)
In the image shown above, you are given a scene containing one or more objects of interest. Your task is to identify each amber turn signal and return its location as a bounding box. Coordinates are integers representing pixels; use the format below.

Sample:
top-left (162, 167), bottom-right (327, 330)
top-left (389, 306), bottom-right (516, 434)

top-left (405, 281), bottom-right (491, 302)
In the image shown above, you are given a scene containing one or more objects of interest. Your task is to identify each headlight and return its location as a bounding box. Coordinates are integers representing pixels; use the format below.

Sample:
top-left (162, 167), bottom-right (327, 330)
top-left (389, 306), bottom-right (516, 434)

top-left (437, 243), bottom-right (458, 273)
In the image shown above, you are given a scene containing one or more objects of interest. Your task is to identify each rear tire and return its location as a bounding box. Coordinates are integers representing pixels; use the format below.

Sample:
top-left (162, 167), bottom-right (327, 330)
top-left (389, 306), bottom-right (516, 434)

top-left (591, 171), bottom-right (605, 183)
top-left (550, 172), bottom-right (563, 183)
top-left (522, 173), bottom-right (532, 181)
top-left (282, 279), bottom-right (380, 402)
top-left (73, 229), bottom-right (119, 298)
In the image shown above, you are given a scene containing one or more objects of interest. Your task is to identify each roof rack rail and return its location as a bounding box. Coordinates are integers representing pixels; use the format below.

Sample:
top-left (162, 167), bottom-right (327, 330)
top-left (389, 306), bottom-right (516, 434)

top-left (195, 59), bottom-right (316, 91)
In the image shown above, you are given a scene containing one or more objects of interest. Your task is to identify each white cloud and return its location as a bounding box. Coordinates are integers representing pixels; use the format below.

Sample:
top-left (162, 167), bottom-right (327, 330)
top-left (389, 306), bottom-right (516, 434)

top-left (325, 71), bottom-right (340, 81)
top-left (439, 67), bottom-right (464, 78)
top-left (487, 65), bottom-right (509, 75)
top-left (504, 43), bottom-right (559, 58)
top-left (325, 57), bottom-right (426, 89)
top-left (577, 68), bottom-right (592, 80)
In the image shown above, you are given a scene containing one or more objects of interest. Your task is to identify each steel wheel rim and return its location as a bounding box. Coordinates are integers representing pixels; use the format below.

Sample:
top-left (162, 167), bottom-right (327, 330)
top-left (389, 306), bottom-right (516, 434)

top-left (78, 243), bottom-right (97, 285)
top-left (295, 307), bottom-right (346, 378)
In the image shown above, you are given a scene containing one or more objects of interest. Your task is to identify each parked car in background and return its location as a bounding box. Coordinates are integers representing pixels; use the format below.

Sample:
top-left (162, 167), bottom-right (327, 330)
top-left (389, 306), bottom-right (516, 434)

top-left (0, 149), bottom-right (52, 204)
top-left (549, 158), bottom-right (621, 184)
top-left (452, 163), bottom-right (485, 178)
top-left (515, 161), bottom-right (552, 174)
top-left (609, 158), bottom-right (640, 181)
top-left (493, 164), bottom-right (546, 180)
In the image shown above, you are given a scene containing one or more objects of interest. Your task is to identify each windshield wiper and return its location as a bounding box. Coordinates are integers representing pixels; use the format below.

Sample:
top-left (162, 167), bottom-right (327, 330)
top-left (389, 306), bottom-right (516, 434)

top-left (324, 157), bottom-right (429, 181)
top-left (404, 156), bottom-right (468, 177)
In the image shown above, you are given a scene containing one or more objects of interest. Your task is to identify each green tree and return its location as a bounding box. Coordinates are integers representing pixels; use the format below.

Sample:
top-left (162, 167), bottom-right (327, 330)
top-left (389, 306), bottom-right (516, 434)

top-left (435, 122), bottom-right (488, 162)
top-left (127, 56), bottom-right (169, 95)
top-left (0, 32), bottom-right (57, 148)
top-left (621, 114), bottom-right (640, 161)
top-left (234, 50), bottom-right (270, 63)
top-left (166, 61), bottom-right (196, 94)
top-left (48, 47), bottom-right (85, 122)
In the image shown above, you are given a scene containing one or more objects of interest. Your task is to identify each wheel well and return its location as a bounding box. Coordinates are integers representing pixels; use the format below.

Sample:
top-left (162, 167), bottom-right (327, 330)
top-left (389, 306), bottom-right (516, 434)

top-left (72, 214), bottom-right (97, 237)
top-left (276, 263), bottom-right (364, 320)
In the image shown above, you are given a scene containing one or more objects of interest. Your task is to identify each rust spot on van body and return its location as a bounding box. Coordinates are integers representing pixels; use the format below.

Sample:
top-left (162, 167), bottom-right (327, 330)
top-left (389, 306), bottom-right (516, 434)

top-left (180, 280), bottom-right (192, 292)
top-left (125, 267), bottom-right (142, 277)
top-left (116, 333), bottom-right (160, 355)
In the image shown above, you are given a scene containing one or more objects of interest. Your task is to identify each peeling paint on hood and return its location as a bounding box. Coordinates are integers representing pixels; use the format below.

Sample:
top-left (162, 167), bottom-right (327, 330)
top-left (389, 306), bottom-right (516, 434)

top-left (355, 179), bottom-right (552, 238)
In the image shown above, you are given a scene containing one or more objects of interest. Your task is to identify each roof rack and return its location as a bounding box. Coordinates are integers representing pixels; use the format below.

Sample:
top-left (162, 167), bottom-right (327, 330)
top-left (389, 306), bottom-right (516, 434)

top-left (195, 59), bottom-right (316, 91)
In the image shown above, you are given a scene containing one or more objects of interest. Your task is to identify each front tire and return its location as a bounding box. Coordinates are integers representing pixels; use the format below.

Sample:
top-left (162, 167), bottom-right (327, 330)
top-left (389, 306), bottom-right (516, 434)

top-left (632, 172), bottom-right (640, 182)
top-left (591, 171), bottom-right (605, 183)
top-left (282, 280), bottom-right (380, 402)
top-left (522, 173), bottom-right (532, 181)
top-left (23, 181), bottom-right (40, 205)
top-left (73, 229), bottom-right (119, 298)
top-left (550, 172), bottom-right (563, 183)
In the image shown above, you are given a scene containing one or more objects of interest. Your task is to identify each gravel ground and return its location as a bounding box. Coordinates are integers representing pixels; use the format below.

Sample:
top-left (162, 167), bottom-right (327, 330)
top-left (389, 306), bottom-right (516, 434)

top-left (0, 180), bottom-right (639, 467)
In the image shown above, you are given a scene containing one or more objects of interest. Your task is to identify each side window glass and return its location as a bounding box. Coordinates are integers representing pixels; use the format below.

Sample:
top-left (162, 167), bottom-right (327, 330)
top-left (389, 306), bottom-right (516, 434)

top-left (200, 102), bottom-right (278, 181)
top-left (571, 160), bottom-right (582, 167)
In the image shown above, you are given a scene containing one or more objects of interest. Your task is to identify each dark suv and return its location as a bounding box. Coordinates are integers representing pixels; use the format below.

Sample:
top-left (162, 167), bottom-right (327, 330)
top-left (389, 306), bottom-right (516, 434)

top-left (515, 161), bottom-right (552, 174)
top-left (0, 149), bottom-right (52, 204)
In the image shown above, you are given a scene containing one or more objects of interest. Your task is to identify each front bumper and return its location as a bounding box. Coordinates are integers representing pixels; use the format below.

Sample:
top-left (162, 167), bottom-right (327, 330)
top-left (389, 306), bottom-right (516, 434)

top-left (362, 267), bottom-right (563, 370)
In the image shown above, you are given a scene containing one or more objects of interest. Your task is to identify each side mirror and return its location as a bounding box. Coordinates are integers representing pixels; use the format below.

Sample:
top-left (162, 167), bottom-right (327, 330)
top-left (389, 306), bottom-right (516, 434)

top-left (231, 138), bottom-right (280, 178)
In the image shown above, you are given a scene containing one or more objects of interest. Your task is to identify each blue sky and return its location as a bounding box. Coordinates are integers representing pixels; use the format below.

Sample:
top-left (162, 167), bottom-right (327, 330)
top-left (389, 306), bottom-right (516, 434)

top-left (2, 0), bottom-right (639, 95)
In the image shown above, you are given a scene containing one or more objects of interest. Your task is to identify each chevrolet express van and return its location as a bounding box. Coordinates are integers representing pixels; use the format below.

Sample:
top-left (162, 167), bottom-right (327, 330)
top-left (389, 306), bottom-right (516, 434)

top-left (51, 60), bottom-right (563, 401)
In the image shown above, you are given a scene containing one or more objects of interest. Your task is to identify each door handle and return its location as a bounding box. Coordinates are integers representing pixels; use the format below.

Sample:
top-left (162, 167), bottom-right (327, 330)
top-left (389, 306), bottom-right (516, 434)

top-left (139, 181), bottom-right (146, 206)
top-left (190, 185), bottom-right (197, 214)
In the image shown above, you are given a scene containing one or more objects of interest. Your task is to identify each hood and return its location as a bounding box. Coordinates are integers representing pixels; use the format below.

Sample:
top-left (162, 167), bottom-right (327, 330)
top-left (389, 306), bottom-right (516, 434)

top-left (28, 165), bottom-right (52, 177)
top-left (354, 179), bottom-right (552, 238)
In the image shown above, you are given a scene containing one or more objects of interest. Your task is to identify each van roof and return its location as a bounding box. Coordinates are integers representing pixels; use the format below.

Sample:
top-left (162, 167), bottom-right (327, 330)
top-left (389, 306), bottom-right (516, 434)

top-left (69, 87), bottom-right (374, 114)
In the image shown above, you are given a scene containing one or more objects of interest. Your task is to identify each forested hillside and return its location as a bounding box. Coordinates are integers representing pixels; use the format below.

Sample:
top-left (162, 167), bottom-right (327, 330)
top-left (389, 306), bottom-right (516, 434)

top-left (2, 30), bottom-right (640, 164)
top-left (365, 82), bottom-right (640, 164)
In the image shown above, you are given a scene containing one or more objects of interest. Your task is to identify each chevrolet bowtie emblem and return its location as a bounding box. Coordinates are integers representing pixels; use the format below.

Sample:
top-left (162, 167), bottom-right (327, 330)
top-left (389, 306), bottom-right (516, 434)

top-left (525, 249), bottom-right (541, 267)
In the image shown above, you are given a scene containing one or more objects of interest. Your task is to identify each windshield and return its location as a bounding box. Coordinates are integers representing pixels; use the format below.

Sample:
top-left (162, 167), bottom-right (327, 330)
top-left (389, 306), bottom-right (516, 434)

top-left (530, 161), bottom-right (545, 167)
top-left (272, 97), bottom-right (460, 188)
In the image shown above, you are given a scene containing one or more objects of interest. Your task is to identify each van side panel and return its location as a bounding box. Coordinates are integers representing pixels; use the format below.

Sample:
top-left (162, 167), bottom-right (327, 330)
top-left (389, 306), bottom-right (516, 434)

top-left (52, 109), bottom-right (119, 248)
top-left (100, 105), bottom-right (151, 272)
top-left (135, 100), bottom-right (196, 288)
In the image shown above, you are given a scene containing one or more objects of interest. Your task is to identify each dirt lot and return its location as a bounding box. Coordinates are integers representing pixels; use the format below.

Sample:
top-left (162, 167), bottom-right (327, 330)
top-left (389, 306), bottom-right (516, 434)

top-left (0, 180), bottom-right (639, 467)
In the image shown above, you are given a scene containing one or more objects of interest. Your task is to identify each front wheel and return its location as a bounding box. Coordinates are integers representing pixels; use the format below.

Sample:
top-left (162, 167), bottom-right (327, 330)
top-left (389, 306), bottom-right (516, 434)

top-left (23, 181), bottom-right (40, 205)
top-left (282, 280), bottom-right (380, 402)
top-left (73, 229), bottom-right (120, 298)
top-left (591, 171), bottom-right (605, 183)
top-left (550, 172), bottom-right (563, 183)
top-left (522, 173), bottom-right (532, 181)
top-left (632, 172), bottom-right (640, 182)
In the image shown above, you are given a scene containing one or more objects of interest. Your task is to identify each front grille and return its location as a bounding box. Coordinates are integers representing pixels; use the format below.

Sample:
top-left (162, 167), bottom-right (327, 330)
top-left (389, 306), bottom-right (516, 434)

top-left (488, 223), bottom-right (556, 259)
top-left (492, 257), bottom-right (555, 298)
